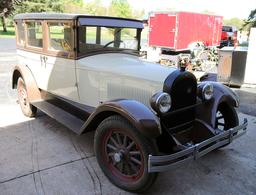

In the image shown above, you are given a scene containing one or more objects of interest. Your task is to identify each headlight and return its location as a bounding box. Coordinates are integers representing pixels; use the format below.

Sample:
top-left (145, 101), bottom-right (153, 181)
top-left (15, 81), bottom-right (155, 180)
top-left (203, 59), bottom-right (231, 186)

top-left (150, 92), bottom-right (171, 113)
top-left (202, 83), bottom-right (214, 100)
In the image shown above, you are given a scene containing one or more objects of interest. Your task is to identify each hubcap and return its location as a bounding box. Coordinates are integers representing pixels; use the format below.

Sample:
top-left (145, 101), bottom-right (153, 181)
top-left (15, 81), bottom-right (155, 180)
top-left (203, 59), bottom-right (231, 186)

top-left (114, 152), bottom-right (122, 163)
top-left (18, 86), bottom-right (28, 109)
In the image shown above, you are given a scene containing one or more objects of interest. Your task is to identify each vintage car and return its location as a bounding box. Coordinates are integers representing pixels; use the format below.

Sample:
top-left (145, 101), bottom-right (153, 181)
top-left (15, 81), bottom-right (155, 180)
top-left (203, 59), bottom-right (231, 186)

top-left (13, 13), bottom-right (247, 192)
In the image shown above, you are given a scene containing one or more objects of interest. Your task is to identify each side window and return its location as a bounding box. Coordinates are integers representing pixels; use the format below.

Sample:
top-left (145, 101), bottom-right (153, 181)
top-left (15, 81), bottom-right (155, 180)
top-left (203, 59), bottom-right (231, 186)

top-left (16, 20), bottom-right (25, 46)
top-left (120, 28), bottom-right (138, 50)
top-left (78, 26), bottom-right (114, 52)
top-left (26, 21), bottom-right (43, 48)
top-left (48, 22), bottom-right (73, 52)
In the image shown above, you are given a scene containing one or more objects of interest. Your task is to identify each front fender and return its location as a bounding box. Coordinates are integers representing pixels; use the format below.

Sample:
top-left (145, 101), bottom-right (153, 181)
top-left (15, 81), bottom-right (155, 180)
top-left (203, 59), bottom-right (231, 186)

top-left (196, 81), bottom-right (239, 127)
top-left (79, 99), bottom-right (162, 138)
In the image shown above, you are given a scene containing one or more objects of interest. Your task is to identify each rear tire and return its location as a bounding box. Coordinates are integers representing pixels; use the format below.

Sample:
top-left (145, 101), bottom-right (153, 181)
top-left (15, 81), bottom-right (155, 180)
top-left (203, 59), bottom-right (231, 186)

top-left (17, 77), bottom-right (37, 117)
top-left (94, 115), bottom-right (158, 192)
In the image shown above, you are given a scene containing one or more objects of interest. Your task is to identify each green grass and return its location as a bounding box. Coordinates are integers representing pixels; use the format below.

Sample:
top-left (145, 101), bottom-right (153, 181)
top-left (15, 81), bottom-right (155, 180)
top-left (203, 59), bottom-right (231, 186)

top-left (0, 26), bottom-right (15, 38)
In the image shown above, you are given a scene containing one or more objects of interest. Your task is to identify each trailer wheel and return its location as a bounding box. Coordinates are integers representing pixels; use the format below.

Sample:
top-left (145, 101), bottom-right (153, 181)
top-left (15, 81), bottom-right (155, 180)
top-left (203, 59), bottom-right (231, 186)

top-left (17, 77), bottom-right (37, 117)
top-left (94, 115), bottom-right (158, 192)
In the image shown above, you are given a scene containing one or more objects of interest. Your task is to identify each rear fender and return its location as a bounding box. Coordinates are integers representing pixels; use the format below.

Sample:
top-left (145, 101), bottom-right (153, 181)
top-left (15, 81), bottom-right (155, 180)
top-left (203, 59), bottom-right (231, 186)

top-left (12, 64), bottom-right (41, 102)
top-left (196, 81), bottom-right (239, 127)
top-left (79, 99), bottom-right (162, 138)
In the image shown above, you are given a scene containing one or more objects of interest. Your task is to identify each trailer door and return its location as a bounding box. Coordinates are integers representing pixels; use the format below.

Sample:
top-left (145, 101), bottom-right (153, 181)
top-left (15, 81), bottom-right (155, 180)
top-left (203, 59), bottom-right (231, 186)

top-left (148, 14), bottom-right (176, 48)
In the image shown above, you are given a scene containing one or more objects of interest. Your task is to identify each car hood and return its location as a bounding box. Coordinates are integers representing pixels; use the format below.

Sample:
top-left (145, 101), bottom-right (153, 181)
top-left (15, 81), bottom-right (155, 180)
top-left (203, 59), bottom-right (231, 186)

top-left (77, 53), bottom-right (177, 107)
top-left (77, 53), bottom-right (176, 83)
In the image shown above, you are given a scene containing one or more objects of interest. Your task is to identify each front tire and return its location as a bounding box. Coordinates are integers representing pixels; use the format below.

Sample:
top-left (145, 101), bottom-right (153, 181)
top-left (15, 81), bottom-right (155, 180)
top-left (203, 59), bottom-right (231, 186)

top-left (215, 103), bottom-right (238, 131)
top-left (215, 103), bottom-right (239, 148)
top-left (94, 115), bottom-right (158, 192)
top-left (17, 77), bottom-right (37, 117)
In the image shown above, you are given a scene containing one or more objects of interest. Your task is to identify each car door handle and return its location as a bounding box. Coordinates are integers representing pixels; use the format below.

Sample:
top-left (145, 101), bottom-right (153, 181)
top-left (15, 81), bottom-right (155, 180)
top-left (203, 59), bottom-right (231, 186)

top-left (40, 55), bottom-right (47, 68)
top-left (44, 56), bottom-right (48, 62)
top-left (40, 55), bottom-right (44, 63)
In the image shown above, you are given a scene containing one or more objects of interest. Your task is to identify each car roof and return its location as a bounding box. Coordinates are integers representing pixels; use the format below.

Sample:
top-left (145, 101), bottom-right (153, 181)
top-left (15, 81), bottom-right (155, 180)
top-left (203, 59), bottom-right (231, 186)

top-left (13, 13), bottom-right (142, 22)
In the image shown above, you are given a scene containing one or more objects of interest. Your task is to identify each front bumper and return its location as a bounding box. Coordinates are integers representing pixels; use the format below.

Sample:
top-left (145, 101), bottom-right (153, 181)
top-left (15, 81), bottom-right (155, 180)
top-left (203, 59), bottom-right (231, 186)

top-left (148, 118), bottom-right (248, 173)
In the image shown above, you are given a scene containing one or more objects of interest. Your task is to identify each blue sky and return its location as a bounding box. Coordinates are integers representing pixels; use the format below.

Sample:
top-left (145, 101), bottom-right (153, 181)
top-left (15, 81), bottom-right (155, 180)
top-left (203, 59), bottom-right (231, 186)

top-left (84, 0), bottom-right (256, 19)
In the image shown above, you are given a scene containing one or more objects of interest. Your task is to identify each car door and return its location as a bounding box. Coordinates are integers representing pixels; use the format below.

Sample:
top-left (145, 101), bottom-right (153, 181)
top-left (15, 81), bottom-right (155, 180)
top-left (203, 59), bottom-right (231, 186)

top-left (43, 20), bottom-right (79, 101)
top-left (21, 20), bottom-right (45, 89)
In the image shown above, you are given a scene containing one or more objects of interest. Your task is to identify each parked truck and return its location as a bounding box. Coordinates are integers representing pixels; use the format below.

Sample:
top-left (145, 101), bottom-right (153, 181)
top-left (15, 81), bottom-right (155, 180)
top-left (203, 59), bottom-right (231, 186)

top-left (145, 11), bottom-right (223, 72)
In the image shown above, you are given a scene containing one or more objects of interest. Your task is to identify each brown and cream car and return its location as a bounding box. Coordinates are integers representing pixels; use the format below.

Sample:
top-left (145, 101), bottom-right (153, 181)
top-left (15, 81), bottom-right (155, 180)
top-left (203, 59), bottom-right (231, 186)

top-left (12, 13), bottom-right (247, 192)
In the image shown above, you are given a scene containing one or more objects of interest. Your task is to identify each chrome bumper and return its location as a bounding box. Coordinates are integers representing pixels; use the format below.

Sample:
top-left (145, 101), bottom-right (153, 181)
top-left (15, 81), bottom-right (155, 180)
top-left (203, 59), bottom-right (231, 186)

top-left (148, 118), bottom-right (248, 173)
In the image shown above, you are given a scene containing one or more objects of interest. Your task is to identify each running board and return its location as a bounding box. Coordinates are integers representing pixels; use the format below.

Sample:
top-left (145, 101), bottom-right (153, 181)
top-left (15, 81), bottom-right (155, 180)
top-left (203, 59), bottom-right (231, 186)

top-left (31, 100), bottom-right (85, 134)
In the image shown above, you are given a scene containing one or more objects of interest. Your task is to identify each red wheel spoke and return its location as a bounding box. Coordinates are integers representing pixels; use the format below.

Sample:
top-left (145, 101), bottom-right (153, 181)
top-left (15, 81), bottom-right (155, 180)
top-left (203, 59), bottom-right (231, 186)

top-left (116, 133), bottom-right (122, 145)
top-left (110, 137), bottom-right (120, 148)
top-left (129, 162), bottom-right (138, 173)
top-left (125, 161), bottom-right (133, 175)
top-left (127, 141), bottom-right (135, 151)
top-left (102, 127), bottom-right (145, 181)
top-left (123, 135), bottom-right (127, 147)
top-left (116, 162), bottom-right (122, 171)
top-left (129, 151), bottom-right (141, 155)
top-left (120, 162), bottom-right (125, 173)
top-left (107, 144), bottom-right (117, 151)
top-left (130, 157), bottom-right (142, 165)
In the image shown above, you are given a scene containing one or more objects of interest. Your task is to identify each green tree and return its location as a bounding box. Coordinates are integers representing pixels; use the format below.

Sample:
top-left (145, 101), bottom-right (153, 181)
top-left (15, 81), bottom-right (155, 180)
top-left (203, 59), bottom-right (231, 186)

top-left (243, 9), bottom-right (256, 30)
top-left (132, 8), bottom-right (145, 20)
top-left (84, 0), bottom-right (107, 15)
top-left (14, 0), bottom-right (65, 14)
top-left (108, 0), bottom-right (132, 18)
top-left (63, 0), bottom-right (85, 13)
top-left (223, 18), bottom-right (244, 30)
top-left (0, 0), bottom-right (23, 32)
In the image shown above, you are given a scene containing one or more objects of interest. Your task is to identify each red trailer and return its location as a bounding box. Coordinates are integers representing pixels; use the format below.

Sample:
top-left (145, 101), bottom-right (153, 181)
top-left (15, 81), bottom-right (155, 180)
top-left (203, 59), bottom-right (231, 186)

top-left (148, 12), bottom-right (223, 51)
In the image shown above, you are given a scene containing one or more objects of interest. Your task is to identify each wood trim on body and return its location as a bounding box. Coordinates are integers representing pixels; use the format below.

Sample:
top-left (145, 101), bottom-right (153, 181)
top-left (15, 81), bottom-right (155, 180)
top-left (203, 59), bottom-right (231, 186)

top-left (15, 19), bottom-right (76, 60)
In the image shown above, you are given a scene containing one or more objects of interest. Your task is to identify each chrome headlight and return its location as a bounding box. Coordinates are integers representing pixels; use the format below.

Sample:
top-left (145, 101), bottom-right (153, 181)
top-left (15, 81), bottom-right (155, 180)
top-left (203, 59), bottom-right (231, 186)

top-left (202, 83), bottom-right (214, 100)
top-left (150, 92), bottom-right (171, 113)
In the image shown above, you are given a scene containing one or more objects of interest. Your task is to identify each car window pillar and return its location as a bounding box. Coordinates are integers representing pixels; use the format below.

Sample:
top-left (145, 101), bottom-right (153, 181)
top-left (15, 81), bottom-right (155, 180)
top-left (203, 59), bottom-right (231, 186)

top-left (96, 26), bottom-right (101, 44)
top-left (114, 28), bottom-right (121, 48)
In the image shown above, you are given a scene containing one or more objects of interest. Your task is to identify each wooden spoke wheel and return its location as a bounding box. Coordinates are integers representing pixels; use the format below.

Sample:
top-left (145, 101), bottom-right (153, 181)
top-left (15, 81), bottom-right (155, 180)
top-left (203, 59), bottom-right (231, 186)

top-left (17, 77), bottom-right (37, 117)
top-left (94, 115), bottom-right (158, 192)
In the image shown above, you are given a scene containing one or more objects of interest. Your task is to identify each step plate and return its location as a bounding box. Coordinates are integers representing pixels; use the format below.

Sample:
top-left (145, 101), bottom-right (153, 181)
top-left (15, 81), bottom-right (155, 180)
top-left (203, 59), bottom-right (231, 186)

top-left (32, 100), bottom-right (85, 134)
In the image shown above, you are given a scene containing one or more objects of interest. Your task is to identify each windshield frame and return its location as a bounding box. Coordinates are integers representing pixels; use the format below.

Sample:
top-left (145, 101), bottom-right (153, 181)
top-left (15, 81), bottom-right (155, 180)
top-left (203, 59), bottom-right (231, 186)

top-left (75, 17), bottom-right (143, 59)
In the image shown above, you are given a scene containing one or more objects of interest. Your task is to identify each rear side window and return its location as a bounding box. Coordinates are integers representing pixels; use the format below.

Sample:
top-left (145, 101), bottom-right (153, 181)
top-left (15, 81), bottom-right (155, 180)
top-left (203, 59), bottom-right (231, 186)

top-left (26, 21), bottom-right (43, 48)
top-left (48, 22), bottom-right (73, 52)
top-left (16, 20), bottom-right (25, 46)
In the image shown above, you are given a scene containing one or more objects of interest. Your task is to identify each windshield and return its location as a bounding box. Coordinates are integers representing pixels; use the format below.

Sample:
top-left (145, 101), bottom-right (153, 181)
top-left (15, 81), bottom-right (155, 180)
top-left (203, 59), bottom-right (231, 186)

top-left (78, 26), bottom-right (141, 56)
